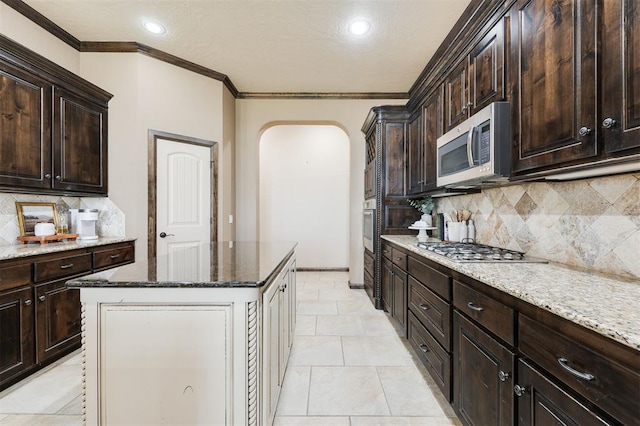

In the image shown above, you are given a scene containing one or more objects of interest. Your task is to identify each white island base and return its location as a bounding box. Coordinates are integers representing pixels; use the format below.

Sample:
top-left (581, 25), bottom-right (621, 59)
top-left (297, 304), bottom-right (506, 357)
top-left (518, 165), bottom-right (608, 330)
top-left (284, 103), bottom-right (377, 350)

top-left (78, 253), bottom-right (296, 426)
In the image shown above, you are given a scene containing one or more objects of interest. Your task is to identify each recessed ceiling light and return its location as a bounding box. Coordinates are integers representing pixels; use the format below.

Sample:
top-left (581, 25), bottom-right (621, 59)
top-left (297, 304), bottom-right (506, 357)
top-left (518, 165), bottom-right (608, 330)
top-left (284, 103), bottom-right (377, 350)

top-left (142, 19), bottom-right (166, 35)
top-left (348, 19), bottom-right (371, 36)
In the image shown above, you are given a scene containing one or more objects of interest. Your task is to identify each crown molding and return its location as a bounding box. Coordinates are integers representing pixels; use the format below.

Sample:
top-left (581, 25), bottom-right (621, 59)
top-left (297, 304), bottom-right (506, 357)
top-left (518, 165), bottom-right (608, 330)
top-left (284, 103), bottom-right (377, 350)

top-left (237, 92), bottom-right (408, 100)
top-left (80, 41), bottom-right (239, 97)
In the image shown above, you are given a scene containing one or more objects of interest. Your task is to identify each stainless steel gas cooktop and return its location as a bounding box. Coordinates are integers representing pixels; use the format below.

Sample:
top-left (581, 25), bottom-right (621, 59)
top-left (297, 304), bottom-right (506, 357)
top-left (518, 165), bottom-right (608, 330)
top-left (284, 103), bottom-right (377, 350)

top-left (416, 242), bottom-right (548, 263)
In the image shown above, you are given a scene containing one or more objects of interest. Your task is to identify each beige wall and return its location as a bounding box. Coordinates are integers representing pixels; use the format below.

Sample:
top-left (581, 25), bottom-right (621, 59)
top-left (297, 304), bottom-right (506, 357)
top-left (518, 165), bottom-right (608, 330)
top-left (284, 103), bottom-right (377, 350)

top-left (79, 53), bottom-right (229, 260)
top-left (235, 98), bottom-right (406, 285)
top-left (0, 3), bottom-right (78, 71)
top-left (0, 14), bottom-right (234, 261)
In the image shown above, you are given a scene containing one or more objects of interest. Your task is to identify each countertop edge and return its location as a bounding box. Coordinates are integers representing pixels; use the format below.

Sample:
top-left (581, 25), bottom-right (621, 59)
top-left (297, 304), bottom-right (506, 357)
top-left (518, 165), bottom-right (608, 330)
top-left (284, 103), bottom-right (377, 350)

top-left (0, 237), bottom-right (137, 261)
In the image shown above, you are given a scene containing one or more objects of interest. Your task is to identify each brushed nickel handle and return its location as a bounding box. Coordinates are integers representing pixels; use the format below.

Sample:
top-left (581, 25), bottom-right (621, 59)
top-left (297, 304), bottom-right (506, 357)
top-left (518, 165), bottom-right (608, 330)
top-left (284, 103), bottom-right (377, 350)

top-left (578, 126), bottom-right (592, 136)
top-left (418, 303), bottom-right (430, 311)
top-left (498, 370), bottom-right (510, 382)
top-left (44, 173), bottom-right (51, 178)
top-left (38, 295), bottom-right (46, 302)
top-left (110, 254), bottom-right (120, 259)
top-left (419, 344), bottom-right (429, 353)
top-left (396, 257), bottom-right (402, 261)
top-left (55, 175), bottom-right (62, 181)
top-left (60, 263), bottom-right (74, 269)
top-left (557, 358), bottom-right (595, 381)
top-left (602, 118), bottom-right (617, 129)
top-left (25, 299), bottom-right (32, 306)
top-left (467, 301), bottom-right (484, 312)
top-left (514, 384), bottom-right (528, 397)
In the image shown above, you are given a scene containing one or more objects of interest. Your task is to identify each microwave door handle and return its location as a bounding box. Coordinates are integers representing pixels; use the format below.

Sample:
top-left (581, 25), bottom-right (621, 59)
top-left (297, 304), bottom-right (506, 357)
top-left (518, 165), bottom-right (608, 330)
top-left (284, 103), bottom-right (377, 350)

top-left (466, 127), bottom-right (475, 167)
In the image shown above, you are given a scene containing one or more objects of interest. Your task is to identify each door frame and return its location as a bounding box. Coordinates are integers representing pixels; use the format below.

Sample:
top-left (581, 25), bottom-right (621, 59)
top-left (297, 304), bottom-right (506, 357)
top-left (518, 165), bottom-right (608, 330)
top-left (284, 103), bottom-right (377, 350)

top-left (147, 130), bottom-right (218, 273)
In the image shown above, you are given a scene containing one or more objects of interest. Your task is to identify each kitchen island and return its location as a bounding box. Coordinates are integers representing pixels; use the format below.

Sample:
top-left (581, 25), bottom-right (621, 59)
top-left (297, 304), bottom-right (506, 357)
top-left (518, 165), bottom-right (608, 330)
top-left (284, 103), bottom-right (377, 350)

top-left (67, 241), bottom-right (297, 426)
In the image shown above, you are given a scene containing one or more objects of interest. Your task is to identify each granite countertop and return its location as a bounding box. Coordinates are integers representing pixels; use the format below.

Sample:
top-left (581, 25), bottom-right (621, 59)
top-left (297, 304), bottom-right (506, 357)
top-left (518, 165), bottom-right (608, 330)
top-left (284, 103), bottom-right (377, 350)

top-left (383, 235), bottom-right (640, 351)
top-left (0, 237), bottom-right (136, 261)
top-left (67, 241), bottom-right (297, 289)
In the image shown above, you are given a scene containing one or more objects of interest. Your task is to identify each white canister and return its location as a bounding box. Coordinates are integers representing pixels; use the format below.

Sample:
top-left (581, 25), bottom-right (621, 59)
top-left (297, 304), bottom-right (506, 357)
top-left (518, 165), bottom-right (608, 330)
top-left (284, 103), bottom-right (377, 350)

top-left (34, 222), bottom-right (56, 236)
top-left (448, 222), bottom-right (460, 242)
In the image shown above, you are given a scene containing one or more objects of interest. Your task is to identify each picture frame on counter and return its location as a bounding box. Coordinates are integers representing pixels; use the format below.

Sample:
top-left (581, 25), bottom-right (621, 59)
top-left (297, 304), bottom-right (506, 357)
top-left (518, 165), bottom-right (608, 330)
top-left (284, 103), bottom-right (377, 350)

top-left (15, 202), bottom-right (59, 236)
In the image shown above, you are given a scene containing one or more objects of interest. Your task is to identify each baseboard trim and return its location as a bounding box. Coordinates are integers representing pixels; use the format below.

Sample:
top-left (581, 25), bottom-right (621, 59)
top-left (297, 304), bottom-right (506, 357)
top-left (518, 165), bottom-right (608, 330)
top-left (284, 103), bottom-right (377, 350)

top-left (296, 267), bottom-right (349, 272)
top-left (348, 281), bottom-right (365, 289)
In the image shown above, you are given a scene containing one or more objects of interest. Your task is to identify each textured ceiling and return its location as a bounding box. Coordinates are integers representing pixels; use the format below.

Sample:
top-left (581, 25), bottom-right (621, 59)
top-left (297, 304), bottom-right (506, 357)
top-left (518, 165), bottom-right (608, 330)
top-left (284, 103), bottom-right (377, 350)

top-left (22, 0), bottom-right (472, 94)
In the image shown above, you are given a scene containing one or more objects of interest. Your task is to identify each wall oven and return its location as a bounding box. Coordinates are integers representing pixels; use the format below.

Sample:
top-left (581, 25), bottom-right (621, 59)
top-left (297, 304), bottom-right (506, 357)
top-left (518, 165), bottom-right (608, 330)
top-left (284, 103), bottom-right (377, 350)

top-left (437, 102), bottom-right (511, 188)
top-left (363, 198), bottom-right (376, 253)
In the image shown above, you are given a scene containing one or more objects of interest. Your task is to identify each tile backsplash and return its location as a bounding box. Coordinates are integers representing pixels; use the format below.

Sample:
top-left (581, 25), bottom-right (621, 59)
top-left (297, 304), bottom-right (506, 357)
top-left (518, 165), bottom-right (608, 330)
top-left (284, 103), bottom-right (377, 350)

top-left (434, 173), bottom-right (640, 279)
top-left (0, 193), bottom-right (125, 245)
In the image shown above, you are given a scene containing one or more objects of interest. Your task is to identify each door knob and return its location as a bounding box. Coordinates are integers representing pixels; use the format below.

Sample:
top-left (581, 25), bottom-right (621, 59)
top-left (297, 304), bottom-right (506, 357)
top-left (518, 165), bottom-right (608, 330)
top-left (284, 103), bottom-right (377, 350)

top-left (578, 126), bottom-right (592, 136)
top-left (602, 117), bottom-right (617, 129)
top-left (159, 232), bottom-right (175, 238)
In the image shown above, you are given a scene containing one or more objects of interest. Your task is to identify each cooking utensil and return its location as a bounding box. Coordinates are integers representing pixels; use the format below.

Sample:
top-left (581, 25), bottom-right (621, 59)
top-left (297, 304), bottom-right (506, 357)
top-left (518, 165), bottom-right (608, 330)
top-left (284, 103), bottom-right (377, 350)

top-left (462, 210), bottom-right (471, 222)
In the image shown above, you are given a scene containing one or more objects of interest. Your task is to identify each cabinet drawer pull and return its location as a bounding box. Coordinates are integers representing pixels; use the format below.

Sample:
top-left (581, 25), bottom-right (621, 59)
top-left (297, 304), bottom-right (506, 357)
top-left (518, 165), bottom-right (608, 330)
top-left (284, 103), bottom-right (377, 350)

top-left (60, 263), bottom-right (74, 269)
top-left (110, 254), bottom-right (120, 259)
top-left (419, 344), bottom-right (429, 353)
top-left (418, 303), bottom-right (430, 311)
top-left (55, 175), bottom-right (62, 181)
top-left (24, 299), bottom-right (32, 306)
top-left (38, 295), bottom-right (46, 302)
top-left (557, 358), bottom-right (595, 381)
top-left (498, 370), bottom-right (510, 382)
top-left (396, 257), bottom-right (403, 261)
top-left (467, 301), bottom-right (484, 312)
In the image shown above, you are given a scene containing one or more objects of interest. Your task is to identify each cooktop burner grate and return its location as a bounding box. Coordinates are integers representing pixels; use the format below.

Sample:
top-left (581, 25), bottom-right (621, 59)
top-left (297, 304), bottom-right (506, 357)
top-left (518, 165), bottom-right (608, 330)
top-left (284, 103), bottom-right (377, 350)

top-left (416, 242), bottom-right (547, 263)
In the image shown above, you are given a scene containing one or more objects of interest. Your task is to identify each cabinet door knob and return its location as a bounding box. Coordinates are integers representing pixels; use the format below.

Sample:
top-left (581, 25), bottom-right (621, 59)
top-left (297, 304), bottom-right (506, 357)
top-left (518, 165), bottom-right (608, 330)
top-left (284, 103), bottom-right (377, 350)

top-left (498, 370), bottom-right (510, 382)
top-left (44, 173), bottom-right (51, 178)
top-left (467, 301), bottom-right (484, 312)
top-left (419, 344), bottom-right (429, 353)
top-left (514, 384), bottom-right (528, 397)
top-left (418, 303), bottom-right (430, 311)
top-left (25, 299), bottom-right (32, 306)
top-left (602, 117), bottom-right (617, 129)
top-left (38, 295), bottom-right (46, 302)
top-left (557, 358), bottom-right (596, 381)
top-left (578, 126), bottom-right (592, 136)
top-left (55, 175), bottom-right (62, 180)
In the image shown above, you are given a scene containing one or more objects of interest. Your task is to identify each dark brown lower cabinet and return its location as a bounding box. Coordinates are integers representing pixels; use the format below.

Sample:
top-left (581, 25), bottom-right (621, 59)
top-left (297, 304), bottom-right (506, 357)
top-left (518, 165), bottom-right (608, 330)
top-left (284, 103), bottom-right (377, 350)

top-left (454, 312), bottom-right (515, 426)
top-left (381, 257), bottom-right (393, 314)
top-left (391, 265), bottom-right (407, 336)
top-left (0, 286), bottom-right (35, 385)
top-left (34, 280), bottom-right (81, 364)
top-left (515, 359), bottom-right (613, 425)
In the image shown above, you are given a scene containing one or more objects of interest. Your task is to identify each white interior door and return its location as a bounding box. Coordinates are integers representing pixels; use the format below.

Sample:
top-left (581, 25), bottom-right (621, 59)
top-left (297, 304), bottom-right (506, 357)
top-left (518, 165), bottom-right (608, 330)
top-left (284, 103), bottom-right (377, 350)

top-left (156, 139), bottom-right (211, 281)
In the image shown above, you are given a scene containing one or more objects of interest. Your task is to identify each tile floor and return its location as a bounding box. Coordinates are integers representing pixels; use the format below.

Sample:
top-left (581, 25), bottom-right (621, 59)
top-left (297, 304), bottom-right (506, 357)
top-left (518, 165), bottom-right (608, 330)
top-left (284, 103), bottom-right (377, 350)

top-left (0, 271), bottom-right (460, 425)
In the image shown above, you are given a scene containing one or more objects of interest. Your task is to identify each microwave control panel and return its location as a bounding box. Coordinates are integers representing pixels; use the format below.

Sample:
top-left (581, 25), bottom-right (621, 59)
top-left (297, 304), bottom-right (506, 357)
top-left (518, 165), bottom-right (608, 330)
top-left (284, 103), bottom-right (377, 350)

top-left (479, 122), bottom-right (491, 167)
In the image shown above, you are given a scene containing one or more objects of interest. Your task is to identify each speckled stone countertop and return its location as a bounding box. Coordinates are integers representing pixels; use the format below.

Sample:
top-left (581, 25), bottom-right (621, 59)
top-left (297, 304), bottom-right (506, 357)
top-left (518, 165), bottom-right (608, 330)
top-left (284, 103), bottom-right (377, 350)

top-left (0, 237), bottom-right (136, 261)
top-left (383, 235), bottom-right (640, 351)
top-left (67, 241), bottom-right (297, 288)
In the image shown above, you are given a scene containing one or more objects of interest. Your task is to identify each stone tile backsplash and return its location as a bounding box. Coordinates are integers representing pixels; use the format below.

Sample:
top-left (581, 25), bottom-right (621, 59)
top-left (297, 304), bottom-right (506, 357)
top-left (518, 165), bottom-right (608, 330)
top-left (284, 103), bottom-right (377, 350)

top-left (0, 193), bottom-right (125, 245)
top-left (434, 173), bottom-right (640, 279)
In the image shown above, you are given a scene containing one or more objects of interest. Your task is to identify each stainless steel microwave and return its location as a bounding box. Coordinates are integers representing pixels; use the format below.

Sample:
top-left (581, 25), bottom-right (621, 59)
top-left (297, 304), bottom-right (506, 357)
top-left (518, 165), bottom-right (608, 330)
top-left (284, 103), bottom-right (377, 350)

top-left (437, 102), bottom-right (511, 188)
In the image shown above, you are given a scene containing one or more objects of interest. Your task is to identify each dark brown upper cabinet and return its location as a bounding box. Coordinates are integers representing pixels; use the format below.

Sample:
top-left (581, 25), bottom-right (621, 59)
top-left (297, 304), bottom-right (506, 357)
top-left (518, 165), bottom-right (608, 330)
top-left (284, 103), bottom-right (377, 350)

top-left (444, 18), bottom-right (505, 133)
top-left (0, 35), bottom-right (111, 196)
top-left (53, 87), bottom-right (108, 194)
top-left (508, 0), bottom-right (598, 174)
top-left (407, 86), bottom-right (443, 195)
top-left (0, 62), bottom-right (52, 190)
top-left (601, 0), bottom-right (640, 154)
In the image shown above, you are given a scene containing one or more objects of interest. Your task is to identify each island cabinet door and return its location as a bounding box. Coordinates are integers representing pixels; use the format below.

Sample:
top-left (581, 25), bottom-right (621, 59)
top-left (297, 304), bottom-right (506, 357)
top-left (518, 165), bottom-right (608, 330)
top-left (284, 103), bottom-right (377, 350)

top-left (84, 302), bottom-right (233, 426)
top-left (0, 286), bottom-right (35, 386)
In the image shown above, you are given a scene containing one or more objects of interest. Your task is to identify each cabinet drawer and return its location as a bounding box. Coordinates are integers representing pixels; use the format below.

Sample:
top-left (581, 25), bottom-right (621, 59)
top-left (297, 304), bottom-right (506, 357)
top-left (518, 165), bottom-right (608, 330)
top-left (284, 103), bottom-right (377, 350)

top-left (363, 250), bottom-right (374, 277)
top-left (519, 315), bottom-right (640, 426)
top-left (408, 311), bottom-right (451, 401)
top-left (453, 280), bottom-right (514, 346)
top-left (0, 264), bottom-right (31, 292)
top-left (93, 244), bottom-right (134, 270)
top-left (408, 256), bottom-right (451, 301)
top-left (381, 242), bottom-right (392, 261)
top-left (391, 247), bottom-right (406, 269)
top-left (408, 276), bottom-right (451, 351)
top-left (33, 253), bottom-right (92, 282)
